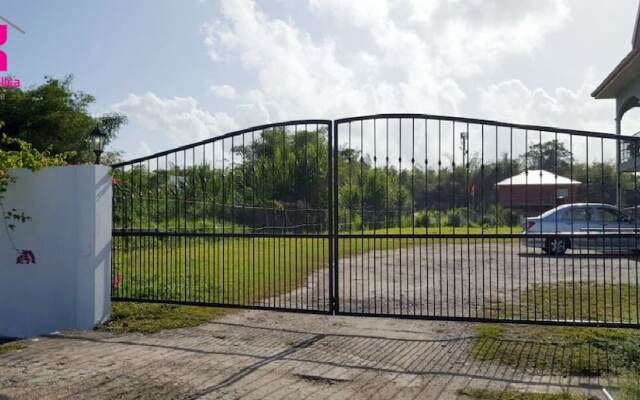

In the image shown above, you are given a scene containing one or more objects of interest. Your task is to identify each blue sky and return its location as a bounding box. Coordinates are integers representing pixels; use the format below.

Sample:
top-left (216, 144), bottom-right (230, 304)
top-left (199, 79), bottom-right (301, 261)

top-left (2, 0), bottom-right (640, 160)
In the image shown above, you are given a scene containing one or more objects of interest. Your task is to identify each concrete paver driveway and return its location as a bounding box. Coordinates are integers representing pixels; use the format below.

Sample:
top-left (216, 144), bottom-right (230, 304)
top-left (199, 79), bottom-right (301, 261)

top-left (0, 310), bottom-right (608, 400)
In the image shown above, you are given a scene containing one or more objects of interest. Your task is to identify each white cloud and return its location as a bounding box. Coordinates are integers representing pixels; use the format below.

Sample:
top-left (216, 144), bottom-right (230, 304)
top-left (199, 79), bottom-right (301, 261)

top-left (200, 0), bottom-right (571, 126)
top-left (479, 77), bottom-right (615, 132)
top-left (308, 0), bottom-right (389, 28)
top-left (309, 0), bottom-right (570, 78)
top-left (210, 84), bottom-right (237, 99)
top-left (111, 0), bottom-right (632, 164)
top-left (110, 92), bottom-right (237, 158)
top-left (478, 75), bottom-right (640, 164)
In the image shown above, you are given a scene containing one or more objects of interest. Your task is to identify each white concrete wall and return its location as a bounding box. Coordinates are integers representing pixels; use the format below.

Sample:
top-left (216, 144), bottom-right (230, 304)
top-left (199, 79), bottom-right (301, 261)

top-left (0, 166), bottom-right (111, 338)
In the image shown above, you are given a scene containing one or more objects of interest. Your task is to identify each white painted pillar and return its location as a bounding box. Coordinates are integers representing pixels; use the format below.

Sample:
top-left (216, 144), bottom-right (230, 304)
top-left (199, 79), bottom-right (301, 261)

top-left (0, 166), bottom-right (112, 338)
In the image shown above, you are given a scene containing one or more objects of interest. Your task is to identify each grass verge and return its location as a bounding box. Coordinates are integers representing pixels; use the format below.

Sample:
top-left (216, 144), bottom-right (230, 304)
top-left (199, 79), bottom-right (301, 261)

top-left (618, 371), bottom-right (640, 400)
top-left (98, 302), bottom-right (226, 334)
top-left (474, 280), bottom-right (640, 399)
top-left (457, 388), bottom-right (592, 400)
top-left (516, 282), bottom-right (639, 324)
top-left (0, 340), bottom-right (27, 355)
top-left (476, 281), bottom-right (640, 377)
top-left (471, 324), bottom-right (640, 376)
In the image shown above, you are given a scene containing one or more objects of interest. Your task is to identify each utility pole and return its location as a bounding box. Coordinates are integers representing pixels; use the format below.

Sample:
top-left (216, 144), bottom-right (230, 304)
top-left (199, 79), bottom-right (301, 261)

top-left (460, 131), bottom-right (469, 169)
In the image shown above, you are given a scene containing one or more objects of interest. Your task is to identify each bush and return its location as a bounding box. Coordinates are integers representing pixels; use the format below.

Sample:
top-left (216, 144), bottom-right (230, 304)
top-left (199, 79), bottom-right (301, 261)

top-left (501, 209), bottom-right (521, 227)
top-left (446, 208), bottom-right (467, 227)
top-left (427, 209), bottom-right (443, 227)
top-left (478, 205), bottom-right (519, 228)
top-left (353, 213), bottom-right (363, 230)
top-left (400, 214), bottom-right (414, 228)
top-left (415, 210), bottom-right (430, 228)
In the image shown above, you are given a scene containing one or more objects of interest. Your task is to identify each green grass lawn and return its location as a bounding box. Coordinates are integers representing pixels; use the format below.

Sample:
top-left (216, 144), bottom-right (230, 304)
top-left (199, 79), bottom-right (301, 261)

top-left (519, 282), bottom-right (639, 324)
top-left (0, 340), bottom-right (26, 355)
top-left (473, 277), bottom-right (640, 375)
top-left (112, 236), bottom-right (331, 304)
top-left (485, 282), bottom-right (640, 324)
top-left (471, 324), bottom-right (640, 376)
top-left (470, 324), bottom-right (640, 398)
top-left (469, 280), bottom-right (640, 399)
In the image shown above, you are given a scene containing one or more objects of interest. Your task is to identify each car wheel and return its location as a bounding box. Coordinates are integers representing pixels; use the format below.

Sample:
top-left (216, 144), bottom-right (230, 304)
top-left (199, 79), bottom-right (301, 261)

top-left (545, 237), bottom-right (567, 256)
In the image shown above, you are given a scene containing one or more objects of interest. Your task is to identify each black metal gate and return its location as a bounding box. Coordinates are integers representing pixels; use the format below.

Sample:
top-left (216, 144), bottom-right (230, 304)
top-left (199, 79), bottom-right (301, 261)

top-left (111, 120), bottom-right (333, 314)
top-left (112, 114), bottom-right (640, 327)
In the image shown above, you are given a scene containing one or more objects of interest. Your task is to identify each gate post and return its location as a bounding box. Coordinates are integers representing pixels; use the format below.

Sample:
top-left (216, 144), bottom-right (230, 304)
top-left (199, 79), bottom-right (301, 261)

top-left (0, 166), bottom-right (112, 338)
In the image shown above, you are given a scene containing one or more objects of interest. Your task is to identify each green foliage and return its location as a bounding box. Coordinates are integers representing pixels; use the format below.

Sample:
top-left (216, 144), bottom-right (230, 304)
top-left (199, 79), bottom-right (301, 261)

top-left (113, 130), bottom-right (629, 234)
top-left (0, 131), bottom-right (68, 229)
top-left (0, 76), bottom-right (126, 164)
top-left (479, 204), bottom-right (520, 228)
top-left (446, 208), bottom-right (467, 227)
top-left (414, 210), bottom-right (430, 227)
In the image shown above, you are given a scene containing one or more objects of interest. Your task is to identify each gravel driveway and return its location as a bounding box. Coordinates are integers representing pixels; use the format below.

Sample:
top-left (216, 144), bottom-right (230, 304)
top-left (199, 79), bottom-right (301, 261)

top-left (281, 241), bottom-right (640, 323)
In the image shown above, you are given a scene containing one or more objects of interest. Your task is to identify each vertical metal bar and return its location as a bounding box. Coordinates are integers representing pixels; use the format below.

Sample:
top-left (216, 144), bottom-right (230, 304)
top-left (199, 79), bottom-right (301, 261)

top-left (424, 119), bottom-right (429, 317)
top-left (570, 134), bottom-right (576, 322)
top-left (328, 122), bottom-right (335, 314)
top-left (509, 127), bottom-right (514, 321)
top-left (412, 118), bottom-right (416, 316)
top-left (348, 121), bottom-right (353, 312)
top-left (524, 129), bottom-right (529, 321)
top-left (438, 120), bottom-right (443, 316)
top-left (495, 125), bottom-right (500, 319)
top-left (467, 122), bottom-right (472, 319)
top-left (386, 118), bottom-right (390, 314)
top-left (333, 121), bottom-right (340, 314)
top-left (452, 121), bottom-right (457, 318)
top-left (221, 143), bottom-right (226, 304)
top-left (373, 119), bottom-right (378, 314)
top-left (586, 135), bottom-right (591, 322)
top-left (399, 118), bottom-right (403, 315)
top-left (481, 124), bottom-right (485, 318)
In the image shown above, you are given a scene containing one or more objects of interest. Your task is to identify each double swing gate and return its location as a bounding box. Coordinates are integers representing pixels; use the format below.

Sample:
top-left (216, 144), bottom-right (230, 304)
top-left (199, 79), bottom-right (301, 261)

top-left (112, 114), bottom-right (640, 327)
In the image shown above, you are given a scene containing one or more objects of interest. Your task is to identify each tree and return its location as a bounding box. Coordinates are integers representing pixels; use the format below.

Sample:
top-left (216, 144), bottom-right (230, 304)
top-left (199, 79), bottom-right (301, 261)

top-left (521, 140), bottom-right (572, 174)
top-left (0, 76), bottom-right (127, 163)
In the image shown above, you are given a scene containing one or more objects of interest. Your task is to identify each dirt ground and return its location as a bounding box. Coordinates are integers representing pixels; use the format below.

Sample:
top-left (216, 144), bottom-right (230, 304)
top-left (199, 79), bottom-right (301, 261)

top-left (0, 310), bottom-right (610, 400)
